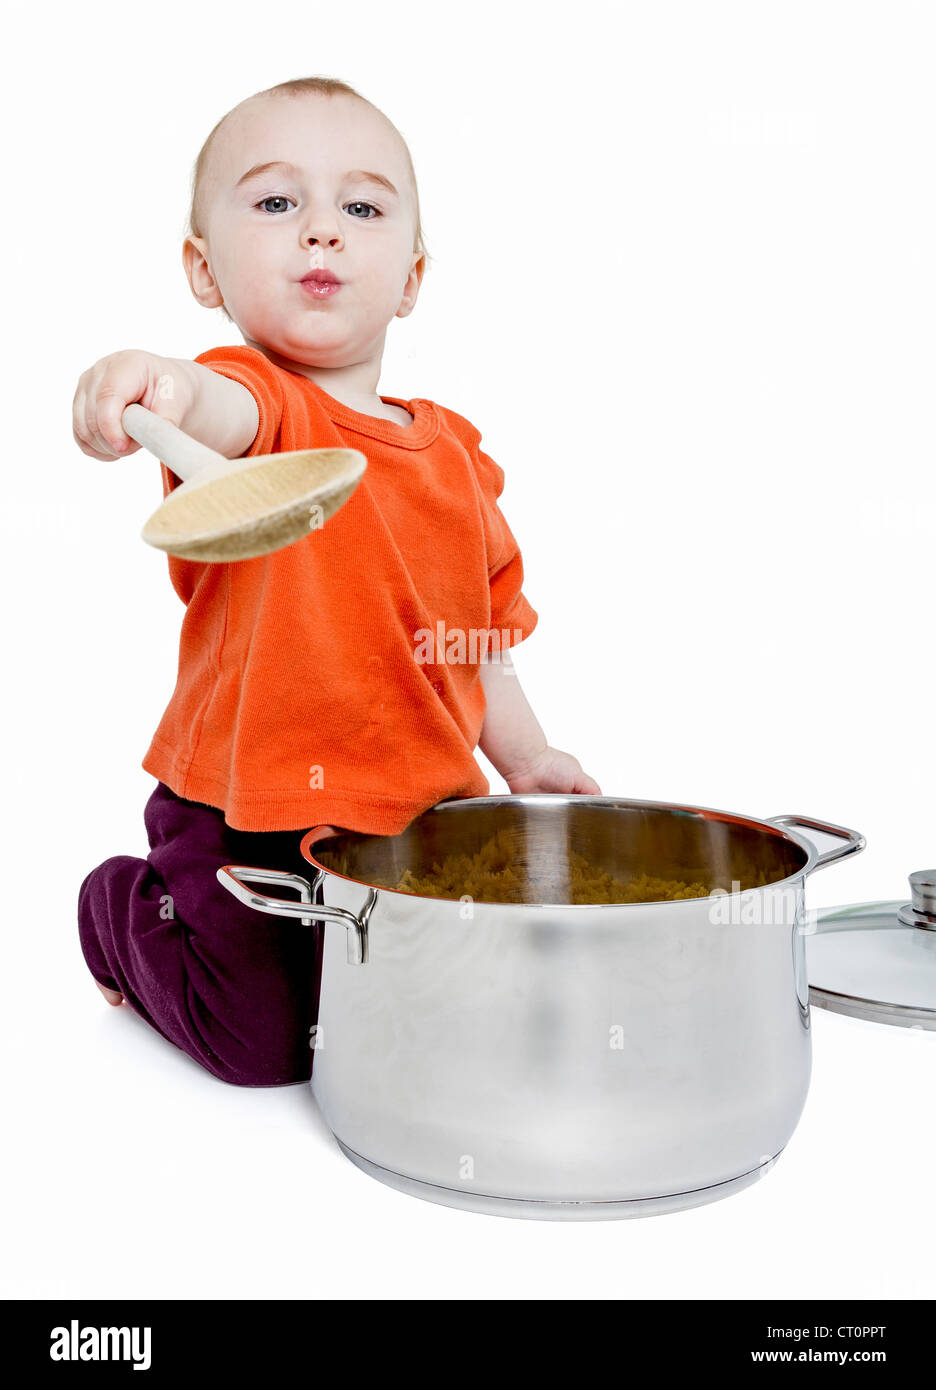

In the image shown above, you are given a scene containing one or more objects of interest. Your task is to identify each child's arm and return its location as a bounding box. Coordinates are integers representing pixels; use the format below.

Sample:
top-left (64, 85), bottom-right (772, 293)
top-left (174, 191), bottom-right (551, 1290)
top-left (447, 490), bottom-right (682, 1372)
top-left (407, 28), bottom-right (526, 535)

top-left (478, 649), bottom-right (602, 795)
top-left (171, 358), bottom-right (259, 459)
top-left (73, 349), bottom-right (259, 461)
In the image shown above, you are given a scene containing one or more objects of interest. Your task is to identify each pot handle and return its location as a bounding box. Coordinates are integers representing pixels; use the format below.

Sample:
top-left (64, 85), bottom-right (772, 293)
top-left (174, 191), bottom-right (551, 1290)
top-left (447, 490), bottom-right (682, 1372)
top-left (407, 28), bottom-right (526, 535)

top-left (765, 815), bottom-right (866, 872)
top-left (216, 864), bottom-right (373, 966)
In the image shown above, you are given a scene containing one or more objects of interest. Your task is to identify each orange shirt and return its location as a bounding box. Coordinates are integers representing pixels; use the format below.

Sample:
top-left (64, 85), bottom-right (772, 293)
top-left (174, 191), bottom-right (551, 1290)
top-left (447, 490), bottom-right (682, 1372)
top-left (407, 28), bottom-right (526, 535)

top-left (142, 345), bottom-right (539, 833)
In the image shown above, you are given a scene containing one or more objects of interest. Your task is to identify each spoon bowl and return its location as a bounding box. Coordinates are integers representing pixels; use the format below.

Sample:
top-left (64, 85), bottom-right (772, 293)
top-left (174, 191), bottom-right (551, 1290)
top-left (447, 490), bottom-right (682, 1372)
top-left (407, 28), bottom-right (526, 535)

top-left (123, 403), bottom-right (367, 563)
top-left (141, 446), bottom-right (367, 562)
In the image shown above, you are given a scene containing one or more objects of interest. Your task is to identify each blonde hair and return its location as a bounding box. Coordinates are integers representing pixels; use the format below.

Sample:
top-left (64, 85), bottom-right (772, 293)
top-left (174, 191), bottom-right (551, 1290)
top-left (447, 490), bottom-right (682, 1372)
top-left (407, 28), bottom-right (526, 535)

top-left (187, 76), bottom-right (432, 323)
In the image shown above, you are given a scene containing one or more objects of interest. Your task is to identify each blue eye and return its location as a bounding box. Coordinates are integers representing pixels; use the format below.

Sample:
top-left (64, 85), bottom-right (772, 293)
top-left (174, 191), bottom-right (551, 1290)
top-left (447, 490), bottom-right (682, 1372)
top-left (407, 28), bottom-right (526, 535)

top-left (254, 195), bottom-right (382, 218)
top-left (257, 195), bottom-right (295, 215)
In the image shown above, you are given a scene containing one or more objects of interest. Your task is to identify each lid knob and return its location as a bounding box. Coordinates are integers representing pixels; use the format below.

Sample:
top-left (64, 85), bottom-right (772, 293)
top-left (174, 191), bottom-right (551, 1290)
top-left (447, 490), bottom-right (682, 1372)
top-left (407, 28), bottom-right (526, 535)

top-left (897, 870), bottom-right (936, 930)
top-left (909, 871), bottom-right (936, 916)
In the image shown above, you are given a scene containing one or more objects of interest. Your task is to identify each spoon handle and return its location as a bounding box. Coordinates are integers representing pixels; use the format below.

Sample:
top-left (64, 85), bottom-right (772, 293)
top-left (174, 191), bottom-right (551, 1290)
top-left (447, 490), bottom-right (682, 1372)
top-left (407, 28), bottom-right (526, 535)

top-left (121, 403), bottom-right (223, 484)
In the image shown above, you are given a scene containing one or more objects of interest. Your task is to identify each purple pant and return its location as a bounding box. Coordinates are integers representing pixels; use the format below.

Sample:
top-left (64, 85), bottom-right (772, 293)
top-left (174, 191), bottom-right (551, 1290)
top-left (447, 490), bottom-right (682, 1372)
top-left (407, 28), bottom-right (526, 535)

top-left (77, 783), bottom-right (325, 1087)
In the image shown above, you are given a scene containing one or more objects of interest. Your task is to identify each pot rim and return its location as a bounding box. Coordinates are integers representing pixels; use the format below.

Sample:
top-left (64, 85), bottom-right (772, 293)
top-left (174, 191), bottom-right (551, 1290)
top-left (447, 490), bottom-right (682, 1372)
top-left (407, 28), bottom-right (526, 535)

top-left (301, 793), bottom-right (842, 910)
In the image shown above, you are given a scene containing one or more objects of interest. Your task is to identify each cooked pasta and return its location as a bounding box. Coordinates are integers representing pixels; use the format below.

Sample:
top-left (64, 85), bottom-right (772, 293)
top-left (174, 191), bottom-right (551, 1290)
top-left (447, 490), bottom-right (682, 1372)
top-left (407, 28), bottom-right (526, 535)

top-left (316, 826), bottom-right (713, 905)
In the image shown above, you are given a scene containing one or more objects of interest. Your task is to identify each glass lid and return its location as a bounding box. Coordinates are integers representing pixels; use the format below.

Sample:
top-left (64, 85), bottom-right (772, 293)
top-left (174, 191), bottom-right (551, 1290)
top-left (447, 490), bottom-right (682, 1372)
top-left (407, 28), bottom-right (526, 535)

top-left (807, 871), bottom-right (936, 1029)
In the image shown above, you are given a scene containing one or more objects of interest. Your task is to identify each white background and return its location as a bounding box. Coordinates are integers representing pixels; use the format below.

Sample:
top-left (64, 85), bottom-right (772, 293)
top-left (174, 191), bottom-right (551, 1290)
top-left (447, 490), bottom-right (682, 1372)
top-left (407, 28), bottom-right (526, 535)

top-left (4, 0), bottom-right (934, 1299)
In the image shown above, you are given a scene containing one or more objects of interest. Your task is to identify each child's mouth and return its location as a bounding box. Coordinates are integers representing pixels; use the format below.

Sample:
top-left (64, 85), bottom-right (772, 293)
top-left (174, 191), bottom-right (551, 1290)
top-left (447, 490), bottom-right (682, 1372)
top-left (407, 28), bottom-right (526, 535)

top-left (300, 279), bottom-right (342, 300)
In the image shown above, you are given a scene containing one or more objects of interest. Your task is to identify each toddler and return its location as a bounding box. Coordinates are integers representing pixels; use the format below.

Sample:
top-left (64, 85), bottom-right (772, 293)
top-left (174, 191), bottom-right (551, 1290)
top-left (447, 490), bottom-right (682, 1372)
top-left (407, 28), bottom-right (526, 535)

top-left (74, 75), bottom-right (600, 1086)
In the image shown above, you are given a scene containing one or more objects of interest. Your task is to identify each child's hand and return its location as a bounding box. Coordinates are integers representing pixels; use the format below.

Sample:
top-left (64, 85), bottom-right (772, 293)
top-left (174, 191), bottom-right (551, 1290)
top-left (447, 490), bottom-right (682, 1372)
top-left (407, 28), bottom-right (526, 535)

top-left (72, 349), bottom-right (196, 461)
top-left (505, 746), bottom-right (602, 796)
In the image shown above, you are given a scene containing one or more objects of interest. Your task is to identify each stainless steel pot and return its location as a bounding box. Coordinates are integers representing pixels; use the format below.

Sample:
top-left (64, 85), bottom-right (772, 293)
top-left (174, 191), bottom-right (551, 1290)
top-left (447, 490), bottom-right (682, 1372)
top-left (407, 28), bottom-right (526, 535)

top-left (218, 795), bottom-right (864, 1220)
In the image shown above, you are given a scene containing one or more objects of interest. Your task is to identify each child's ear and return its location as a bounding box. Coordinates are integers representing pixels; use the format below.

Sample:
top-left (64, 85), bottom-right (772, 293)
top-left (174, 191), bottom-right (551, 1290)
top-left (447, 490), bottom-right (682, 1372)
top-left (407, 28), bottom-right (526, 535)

top-left (183, 235), bottom-right (224, 310)
top-left (396, 252), bottom-right (426, 319)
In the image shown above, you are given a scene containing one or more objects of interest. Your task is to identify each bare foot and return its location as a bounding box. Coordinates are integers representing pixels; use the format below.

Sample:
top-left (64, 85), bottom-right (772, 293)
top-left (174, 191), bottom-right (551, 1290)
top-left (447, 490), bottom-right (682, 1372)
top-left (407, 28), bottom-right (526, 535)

top-left (96, 980), bottom-right (124, 1006)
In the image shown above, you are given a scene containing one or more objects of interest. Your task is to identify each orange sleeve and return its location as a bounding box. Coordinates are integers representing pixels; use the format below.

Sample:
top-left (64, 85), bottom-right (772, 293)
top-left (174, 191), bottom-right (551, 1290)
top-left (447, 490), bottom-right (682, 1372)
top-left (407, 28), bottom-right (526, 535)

top-left (470, 437), bottom-right (539, 649)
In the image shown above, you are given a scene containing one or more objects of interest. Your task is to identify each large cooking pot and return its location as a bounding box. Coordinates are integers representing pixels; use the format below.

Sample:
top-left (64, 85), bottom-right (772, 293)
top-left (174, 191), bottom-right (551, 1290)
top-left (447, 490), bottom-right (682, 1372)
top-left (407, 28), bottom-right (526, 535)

top-left (218, 795), bottom-right (864, 1220)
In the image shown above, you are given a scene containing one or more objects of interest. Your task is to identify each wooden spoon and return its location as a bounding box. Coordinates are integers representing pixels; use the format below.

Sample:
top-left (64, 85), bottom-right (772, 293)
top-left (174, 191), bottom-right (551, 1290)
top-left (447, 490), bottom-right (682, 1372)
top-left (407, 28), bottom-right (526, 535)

top-left (126, 404), bottom-right (367, 563)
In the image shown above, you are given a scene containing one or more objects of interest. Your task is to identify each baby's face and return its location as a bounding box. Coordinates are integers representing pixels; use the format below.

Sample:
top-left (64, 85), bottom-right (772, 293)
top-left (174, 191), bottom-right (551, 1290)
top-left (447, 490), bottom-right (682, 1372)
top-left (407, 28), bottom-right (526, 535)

top-left (187, 94), bottom-right (423, 368)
